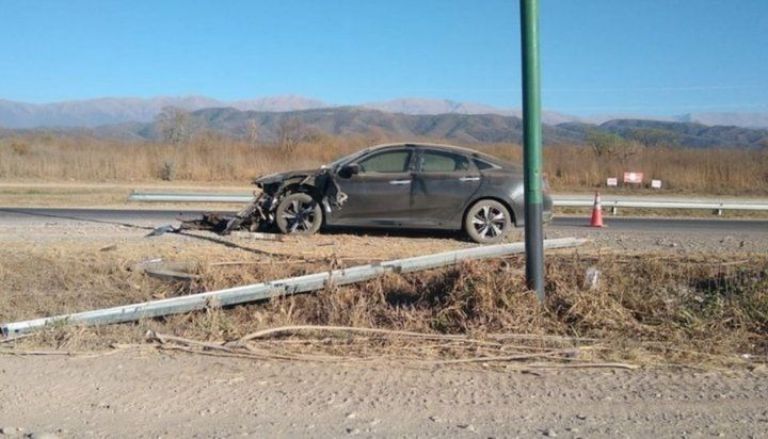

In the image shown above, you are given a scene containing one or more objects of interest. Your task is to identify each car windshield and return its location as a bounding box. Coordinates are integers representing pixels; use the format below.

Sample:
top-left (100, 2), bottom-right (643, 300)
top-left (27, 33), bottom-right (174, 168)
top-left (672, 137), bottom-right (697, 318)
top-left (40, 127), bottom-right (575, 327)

top-left (324, 148), bottom-right (370, 169)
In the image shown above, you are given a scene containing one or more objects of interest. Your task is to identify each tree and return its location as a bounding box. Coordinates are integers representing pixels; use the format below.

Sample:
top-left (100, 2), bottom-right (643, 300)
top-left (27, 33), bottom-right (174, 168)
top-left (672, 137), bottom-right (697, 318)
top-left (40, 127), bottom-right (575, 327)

top-left (627, 128), bottom-right (680, 148)
top-left (156, 107), bottom-right (191, 144)
top-left (616, 140), bottom-right (644, 167)
top-left (277, 117), bottom-right (307, 153)
top-left (586, 129), bottom-right (645, 167)
top-left (586, 129), bottom-right (624, 158)
top-left (246, 119), bottom-right (260, 149)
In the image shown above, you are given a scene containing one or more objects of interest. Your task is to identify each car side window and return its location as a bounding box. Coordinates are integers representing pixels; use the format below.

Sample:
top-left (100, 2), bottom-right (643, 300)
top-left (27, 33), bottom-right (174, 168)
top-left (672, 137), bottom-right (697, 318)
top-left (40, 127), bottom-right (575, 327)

top-left (357, 150), bottom-right (412, 173)
top-left (419, 150), bottom-right (471, 173)
top-left (473, 158), bottom-right (498, 170)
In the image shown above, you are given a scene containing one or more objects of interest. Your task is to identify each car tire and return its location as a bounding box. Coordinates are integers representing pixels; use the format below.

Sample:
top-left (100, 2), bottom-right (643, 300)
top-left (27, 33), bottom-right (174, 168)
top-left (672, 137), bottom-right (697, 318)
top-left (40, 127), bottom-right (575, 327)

top-left (464, 199), bottom-right (513, 244)
top-left (275, 192), bottom-right (323, 236)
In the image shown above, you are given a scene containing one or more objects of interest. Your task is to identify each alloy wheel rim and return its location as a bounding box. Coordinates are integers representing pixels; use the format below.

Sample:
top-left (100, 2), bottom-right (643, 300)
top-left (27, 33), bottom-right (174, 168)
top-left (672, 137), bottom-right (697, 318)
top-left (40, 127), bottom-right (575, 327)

top-left (472, 205), bottom-right (505, 239)
top-left (282, 199), bottom-right (317, 232)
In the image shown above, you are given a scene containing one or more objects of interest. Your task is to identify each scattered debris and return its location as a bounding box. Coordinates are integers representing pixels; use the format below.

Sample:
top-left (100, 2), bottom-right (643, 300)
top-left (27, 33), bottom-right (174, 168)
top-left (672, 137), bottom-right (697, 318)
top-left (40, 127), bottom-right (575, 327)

top-left (144, 269), bottom-right (200, 283)
top-left (229, 231), bottom-right (288, 242)
top-left (584, 266), bottom-right (601, 290)
top-left (145, 224), bottom-right (180, 237)
top-left (133, 258), bottom-right (199, 282)
top-left (208, 260), bottom-right (305, 267)
top-left (0, 333), bottom-right (34, 344)
top-left (143, 327), bottom-right (638, 370)
top-left (99, 244), bottom-right (118, 252)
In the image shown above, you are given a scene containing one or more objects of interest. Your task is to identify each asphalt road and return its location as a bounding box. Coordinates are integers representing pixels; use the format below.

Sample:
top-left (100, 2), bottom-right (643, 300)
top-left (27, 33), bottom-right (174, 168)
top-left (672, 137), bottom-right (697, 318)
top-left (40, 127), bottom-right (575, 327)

top-left (0, 207), bottom-right (766, 233)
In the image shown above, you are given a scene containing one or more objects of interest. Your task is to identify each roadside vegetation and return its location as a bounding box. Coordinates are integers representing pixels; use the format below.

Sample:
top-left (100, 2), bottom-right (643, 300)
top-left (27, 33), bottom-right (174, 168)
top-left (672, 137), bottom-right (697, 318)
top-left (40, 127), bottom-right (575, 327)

top-left (1, 236), bottom-right (766, 368)
top-left (1, 133), bottom-right (767, 195)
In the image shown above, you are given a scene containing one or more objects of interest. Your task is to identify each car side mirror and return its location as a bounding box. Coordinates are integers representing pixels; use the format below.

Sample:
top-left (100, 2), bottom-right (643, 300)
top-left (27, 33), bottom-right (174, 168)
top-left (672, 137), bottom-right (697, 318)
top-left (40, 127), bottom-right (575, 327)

top-left (338, 163), bottom-right (361, 178)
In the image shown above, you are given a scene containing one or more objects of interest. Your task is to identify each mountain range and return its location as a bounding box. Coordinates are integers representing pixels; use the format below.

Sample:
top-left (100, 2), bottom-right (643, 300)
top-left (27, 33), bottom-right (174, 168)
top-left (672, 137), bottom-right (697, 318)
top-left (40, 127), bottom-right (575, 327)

top-left (4, 106), bottom-right (762, 149)
top-left (2, 95), bottom-right (767, 129)
top-left (1, 96), bottom-right (766, 149)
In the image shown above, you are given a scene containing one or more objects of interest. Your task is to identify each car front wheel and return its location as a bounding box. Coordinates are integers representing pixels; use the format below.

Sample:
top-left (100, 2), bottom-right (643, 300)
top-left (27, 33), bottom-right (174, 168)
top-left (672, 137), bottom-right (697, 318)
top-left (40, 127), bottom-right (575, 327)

top-left (464, 199), bottom-right (513, 244)
top-left (275, 192), bottom-right (323, 236)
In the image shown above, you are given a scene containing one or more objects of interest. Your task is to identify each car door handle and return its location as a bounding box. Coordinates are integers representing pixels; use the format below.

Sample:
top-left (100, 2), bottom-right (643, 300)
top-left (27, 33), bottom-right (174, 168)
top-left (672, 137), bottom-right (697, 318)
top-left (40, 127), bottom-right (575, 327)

top-left (389, 179), bottom-right (412, 185)
top-left (458, 176), bottom-right (480, 182)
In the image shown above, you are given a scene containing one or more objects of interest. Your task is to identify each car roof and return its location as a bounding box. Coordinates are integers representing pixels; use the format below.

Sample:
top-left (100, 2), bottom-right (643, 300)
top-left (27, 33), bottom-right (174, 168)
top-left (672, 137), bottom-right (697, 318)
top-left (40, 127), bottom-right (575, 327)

top-left (365, 142), bottom-right (512, 167)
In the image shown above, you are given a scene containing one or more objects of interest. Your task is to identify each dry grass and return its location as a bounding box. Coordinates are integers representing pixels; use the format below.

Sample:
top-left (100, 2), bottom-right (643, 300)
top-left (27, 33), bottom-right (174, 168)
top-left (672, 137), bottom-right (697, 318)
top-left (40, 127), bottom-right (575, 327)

top-left (1, 134), bottom-right (767, 195)
top-left (544, 145), bottom-right (768, 195)
top-left (2, 242), bottom-right (766, 367)
top-left (0, 134), bottom-right (362, 182)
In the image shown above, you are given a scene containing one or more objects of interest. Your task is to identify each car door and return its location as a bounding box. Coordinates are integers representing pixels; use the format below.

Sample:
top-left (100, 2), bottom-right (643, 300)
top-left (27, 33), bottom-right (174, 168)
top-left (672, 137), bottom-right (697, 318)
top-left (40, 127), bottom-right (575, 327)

top-left (410, 148), bottom-right (482, 227)
top-left (329, 148), bottom-right (416, 226)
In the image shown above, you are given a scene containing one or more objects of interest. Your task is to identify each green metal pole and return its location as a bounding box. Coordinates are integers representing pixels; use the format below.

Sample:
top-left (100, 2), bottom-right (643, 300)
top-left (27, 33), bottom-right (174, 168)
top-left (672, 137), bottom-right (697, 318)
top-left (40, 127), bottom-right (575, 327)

top-left (520, 0), bottom-right (545, 300)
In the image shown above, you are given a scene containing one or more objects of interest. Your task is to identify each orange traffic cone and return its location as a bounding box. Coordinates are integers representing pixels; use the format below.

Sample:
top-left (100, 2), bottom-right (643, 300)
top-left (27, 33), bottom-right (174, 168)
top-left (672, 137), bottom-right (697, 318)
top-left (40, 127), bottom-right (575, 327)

top-left (589, 192), bottom-right (604, 227)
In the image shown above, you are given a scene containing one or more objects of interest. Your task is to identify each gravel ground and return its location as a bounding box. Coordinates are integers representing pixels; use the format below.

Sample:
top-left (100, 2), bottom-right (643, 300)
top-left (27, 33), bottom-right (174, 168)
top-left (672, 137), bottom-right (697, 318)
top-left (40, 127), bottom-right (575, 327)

top-left (0, 211), bottom-right (766, 256)
top-left (1, 350), bottom-right (767, 438)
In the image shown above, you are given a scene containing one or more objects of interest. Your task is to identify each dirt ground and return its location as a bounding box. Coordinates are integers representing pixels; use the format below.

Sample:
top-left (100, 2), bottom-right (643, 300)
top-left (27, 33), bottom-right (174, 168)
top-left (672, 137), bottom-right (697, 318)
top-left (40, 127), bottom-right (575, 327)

top-left (1, 213), bottom-right (767, 437)
top-left (1, 349), bottom-right (767, 439)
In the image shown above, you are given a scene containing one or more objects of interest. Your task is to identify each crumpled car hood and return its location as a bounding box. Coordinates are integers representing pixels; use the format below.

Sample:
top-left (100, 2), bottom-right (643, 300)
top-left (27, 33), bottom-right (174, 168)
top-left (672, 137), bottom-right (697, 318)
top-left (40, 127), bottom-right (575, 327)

top-left (252, 168), bottom-right (322, 185)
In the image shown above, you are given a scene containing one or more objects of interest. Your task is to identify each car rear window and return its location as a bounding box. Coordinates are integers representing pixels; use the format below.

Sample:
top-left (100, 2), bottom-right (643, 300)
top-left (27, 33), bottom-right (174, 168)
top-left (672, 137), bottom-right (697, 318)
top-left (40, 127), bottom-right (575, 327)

top-left (420, 150), bottom-right (470, 172)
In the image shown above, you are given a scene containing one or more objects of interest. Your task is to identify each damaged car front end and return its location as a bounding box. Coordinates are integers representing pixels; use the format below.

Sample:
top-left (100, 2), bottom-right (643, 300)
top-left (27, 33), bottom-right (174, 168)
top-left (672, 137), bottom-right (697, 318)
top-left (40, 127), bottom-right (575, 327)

top-left (179, 167), bottom-right (348, 235)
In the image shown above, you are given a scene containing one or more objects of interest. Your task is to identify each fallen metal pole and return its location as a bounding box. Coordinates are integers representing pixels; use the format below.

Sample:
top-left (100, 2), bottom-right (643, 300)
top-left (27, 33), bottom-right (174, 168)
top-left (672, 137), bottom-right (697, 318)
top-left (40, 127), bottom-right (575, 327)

top-left (1, 238), bottom-right (585, 337)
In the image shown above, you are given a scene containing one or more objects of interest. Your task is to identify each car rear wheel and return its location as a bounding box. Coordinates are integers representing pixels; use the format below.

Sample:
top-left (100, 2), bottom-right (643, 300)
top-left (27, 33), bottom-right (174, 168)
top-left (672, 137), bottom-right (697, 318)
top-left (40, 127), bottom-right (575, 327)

top-left (275, 192), bottom-right (323, 235)
top-left (464, 199), bottom-right (513, 244)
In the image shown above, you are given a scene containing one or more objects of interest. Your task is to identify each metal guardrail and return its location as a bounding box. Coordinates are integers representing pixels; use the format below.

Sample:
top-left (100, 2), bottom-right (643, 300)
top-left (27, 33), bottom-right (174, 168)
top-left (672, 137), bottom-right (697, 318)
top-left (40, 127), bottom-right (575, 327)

top-left (129, 192), bottom-right (256, 203)
top-left (1, 238), bottom-right (585, 336)
top-left (128, 191), bottom-right (768, 213)
top-left (552, 194), bottom-right (768, 214)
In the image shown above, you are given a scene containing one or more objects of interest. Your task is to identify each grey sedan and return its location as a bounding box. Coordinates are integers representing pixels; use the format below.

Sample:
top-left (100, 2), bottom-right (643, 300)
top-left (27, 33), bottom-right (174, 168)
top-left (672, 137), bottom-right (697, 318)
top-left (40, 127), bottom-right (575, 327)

top-left (253, 142), bottom-right (553, 243)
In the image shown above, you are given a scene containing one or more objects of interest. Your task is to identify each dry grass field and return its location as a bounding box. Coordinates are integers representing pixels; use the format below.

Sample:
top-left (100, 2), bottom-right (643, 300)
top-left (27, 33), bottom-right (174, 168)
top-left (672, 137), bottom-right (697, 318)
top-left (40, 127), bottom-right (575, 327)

top-left (1, 133), bottom-right (767, 195)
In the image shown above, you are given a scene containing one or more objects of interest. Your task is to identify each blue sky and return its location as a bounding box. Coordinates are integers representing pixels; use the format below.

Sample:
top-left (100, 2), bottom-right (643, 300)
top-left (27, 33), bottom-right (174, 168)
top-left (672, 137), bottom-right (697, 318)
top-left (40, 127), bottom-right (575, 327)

top-left (1, 0), bottom-right (766, 115)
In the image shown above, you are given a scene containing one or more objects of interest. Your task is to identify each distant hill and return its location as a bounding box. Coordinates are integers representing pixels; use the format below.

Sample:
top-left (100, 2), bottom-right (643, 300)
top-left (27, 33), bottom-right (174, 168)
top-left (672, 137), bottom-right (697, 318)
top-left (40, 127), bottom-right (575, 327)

top-left (555, 119), bottom-right (768, 149)
top-left (61, 107), bottom-right (763, 148)
top-left (361, 98), bottom-right (513, 116)
top-left (2, 98), bottom-right (767, 148)
top-left (677, 112), bottom-right (768, 129)
top-left (598, 119), bottom-right (768, 148)
top-left (3, 95), bottom-right (767, 130)
top-left (586, 111), bottom-right (768, 129)
top-left (359, 98), bottom-right (582, 126)
top-left (0, 95), bottom-right (328, 128)
top-left (0, 95), bottom-right (577, 128)
top-left (136, 106), bottom-right (587, 145)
